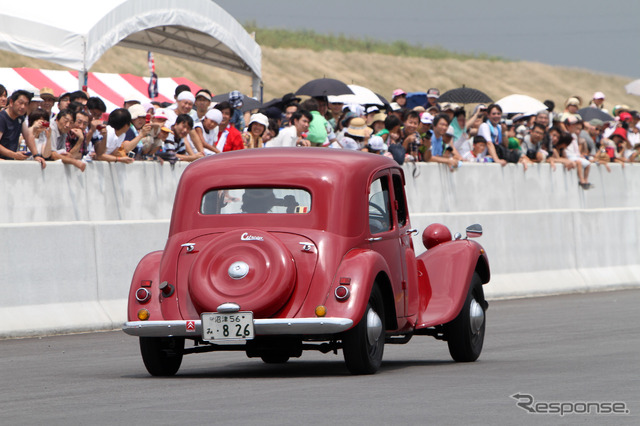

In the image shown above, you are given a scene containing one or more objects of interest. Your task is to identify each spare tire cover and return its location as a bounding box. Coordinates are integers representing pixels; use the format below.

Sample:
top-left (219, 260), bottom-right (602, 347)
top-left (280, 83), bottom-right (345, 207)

top-left (189, 229), bottom-right (296, 317)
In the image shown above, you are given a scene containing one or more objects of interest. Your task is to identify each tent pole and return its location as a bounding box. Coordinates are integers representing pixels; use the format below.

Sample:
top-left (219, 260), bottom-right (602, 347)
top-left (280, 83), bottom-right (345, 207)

top-left (78, 69), bottom-right (88, 91)
top-left (251, 74), bottom-right (261, 102)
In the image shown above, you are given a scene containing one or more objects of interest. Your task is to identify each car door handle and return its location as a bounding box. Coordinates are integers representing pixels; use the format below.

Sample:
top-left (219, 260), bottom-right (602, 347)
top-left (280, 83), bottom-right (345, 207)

top-left (406, 228), bottom-right (418, 235)
top-left (368, 237), bottom-right (382, 241)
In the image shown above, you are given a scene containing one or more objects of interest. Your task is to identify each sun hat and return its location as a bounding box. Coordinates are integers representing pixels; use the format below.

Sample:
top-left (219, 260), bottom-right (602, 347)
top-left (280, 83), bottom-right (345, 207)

top-left (195, 90), bottom-right (212, 101)
top-left (426, 88), bottom-right (440, 99)
top-left (392, 89), bottom-right (406, 98)
top-left (128, 104), bottom-right (147, 119)
top-left (248, 113), bottom-right (269, 129)
top-left (346, 117), bottom-right (368, 137)
top-left (619, 112), bottom-right (632, 122)
top-left (39, 87), bottom-right (57, 100)
top-left (370, 112), bottom-right (387, 124)
top-left (366, 105), bottom-right (380, 114)
top-left (593, 91), bottom-right (605, 100)
top-left (389, 102), bottom-right (402, 112)
top-left (610, 127), bottom-right (628, 142)
top-left (565, 97), bottom-right (581, 107)
top-left (205, 109), bottom-right (223, 123)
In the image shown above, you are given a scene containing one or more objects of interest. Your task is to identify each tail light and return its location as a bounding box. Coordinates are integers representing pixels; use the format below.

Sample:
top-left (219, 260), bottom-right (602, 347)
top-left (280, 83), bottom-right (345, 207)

top-left (335, 286), bottom-right (350, 301)
top-left (135, 288), bottom-right (151, 303)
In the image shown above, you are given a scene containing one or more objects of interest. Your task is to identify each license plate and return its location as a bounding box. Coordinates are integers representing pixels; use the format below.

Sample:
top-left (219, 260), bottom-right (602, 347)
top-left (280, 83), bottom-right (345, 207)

top-left (201, 312), bottom-right (254, 341)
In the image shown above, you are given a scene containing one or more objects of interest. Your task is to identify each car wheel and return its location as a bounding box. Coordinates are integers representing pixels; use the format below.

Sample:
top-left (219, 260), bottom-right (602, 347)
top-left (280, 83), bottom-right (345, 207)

top-left (260, 355), bottom-right (290, 364)
top-left (342, 284), bottom-right (385, 375)
top-left (139, 336), bottom-right (185, 376)
top-left (445, 272), bottom-right (486, 362)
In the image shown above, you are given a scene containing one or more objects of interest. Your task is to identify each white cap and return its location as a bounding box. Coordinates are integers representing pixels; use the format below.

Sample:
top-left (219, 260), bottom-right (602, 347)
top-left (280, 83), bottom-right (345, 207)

top-left (420, 112), bottom-right (434, 124)
top-left (445, 125), bottom-right (455, 136)
top-left (176, 91), bottom-right (196, 103)
top-left (205, 109), bottom-right (223, 123)
top-left (593, 91), bottom-right (605, 100)
top-left (368, 135), bottom-right (386, 151)
top-left (128, 104), bottom-right (146, 119)
top-left (153, 109), bottom-right (169, 120)
top-left (248, 113), bottom-right (269, 129)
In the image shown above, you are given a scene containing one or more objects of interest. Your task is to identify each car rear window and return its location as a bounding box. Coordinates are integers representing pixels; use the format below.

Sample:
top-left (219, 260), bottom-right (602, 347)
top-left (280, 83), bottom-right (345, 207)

top-left (201, 188), bottom-right (312, 215)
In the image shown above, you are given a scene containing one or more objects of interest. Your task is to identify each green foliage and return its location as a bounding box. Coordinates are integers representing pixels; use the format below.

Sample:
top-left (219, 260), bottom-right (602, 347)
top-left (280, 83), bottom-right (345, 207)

top-left (243, 22), bottom-right (504, 61)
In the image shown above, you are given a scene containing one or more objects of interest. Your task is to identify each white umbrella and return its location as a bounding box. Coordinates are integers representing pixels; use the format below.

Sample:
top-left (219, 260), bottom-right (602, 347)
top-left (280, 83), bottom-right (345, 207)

top-left (624, 79), bottom-right (640, 96)
top-left (328, 84), bottom-right (384, 106)
top-left (496, 94), bottom-right (547, 114)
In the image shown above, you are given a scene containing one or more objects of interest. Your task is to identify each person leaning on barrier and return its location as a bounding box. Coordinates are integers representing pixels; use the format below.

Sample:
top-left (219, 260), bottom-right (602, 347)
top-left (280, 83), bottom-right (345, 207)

top-left (27, 109), bottom-right (51, 160)
top-left (0, 89), bottom-right (46, 168)
top-left (265, 110), bottom-right (312, 148)
top-left (164, 113), bottom-right (203, 162)
top-left (94, 108), bottom-right (134, 164)
top-left (49, 109), bottom-right (87, 172)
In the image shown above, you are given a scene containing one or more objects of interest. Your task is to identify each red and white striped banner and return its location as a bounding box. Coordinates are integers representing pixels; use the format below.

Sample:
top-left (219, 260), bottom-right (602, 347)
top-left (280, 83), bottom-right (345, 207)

top-left (0, 67), bottom-right (203, 111)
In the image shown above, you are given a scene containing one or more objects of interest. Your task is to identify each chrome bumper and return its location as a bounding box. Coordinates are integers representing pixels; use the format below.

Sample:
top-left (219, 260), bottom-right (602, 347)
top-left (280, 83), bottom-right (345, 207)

top-left (122, 318), bottom-right (354, 337)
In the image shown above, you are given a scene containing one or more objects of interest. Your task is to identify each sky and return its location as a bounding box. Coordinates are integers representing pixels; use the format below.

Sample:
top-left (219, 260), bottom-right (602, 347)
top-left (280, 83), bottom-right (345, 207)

top-left (214, 0), bottom-right (640, 78)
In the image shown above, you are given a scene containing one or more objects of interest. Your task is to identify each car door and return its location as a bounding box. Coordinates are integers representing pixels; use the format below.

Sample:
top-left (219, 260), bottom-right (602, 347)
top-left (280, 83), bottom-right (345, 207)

top-left (367, 171), bottom-right (406, 318)
top-left (390, 170), bottom-right (419, 320)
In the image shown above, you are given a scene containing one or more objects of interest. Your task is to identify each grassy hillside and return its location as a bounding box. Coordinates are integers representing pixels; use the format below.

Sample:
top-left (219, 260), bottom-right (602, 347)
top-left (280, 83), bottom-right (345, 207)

top-left (1, 36), bottom-right (638, 113)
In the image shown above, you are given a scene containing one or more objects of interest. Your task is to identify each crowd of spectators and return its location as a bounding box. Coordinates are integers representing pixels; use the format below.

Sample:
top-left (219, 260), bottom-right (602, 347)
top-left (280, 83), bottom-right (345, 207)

top-left (0, 82), bottom-right (638, 188)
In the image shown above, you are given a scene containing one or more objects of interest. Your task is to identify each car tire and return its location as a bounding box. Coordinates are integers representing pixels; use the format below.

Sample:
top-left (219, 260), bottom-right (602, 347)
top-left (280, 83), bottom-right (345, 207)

top-left (342, 284), bottom-right (385, 375)
top-left (445, 272), bottom-right (486, 362)
top-left (260, 355), bottom-right (290, 364)
top-left (139, 336), bottom-right (185, 376)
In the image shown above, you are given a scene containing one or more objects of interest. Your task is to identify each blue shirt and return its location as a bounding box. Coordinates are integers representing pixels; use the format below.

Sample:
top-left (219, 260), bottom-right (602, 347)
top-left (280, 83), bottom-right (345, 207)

top-left (431, 134), bottom-right (444, 157)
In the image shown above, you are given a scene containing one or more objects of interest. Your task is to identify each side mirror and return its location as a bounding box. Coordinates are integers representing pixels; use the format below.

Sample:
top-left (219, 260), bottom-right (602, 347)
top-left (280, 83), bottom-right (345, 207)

top-left (466, 224), bottom-right (483, 239)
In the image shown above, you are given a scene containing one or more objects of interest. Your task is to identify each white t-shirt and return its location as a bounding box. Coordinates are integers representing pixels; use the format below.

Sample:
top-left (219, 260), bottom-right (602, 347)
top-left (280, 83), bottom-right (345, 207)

top-left (453, 134), bottom-right (472, 157)
top-left (266, 125), bottom-right (297, 147)
top-left (105, 126), bottom-right (126, 155)
top-left (194, 122), bottom-right (219, 155)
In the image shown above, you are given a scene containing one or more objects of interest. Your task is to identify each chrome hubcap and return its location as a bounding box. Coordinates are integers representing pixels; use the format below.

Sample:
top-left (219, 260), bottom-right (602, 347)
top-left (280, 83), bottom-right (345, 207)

top-left (469, 298), bottom-right (484, 335)
top-left (366, 308), bottom-right (383, 345)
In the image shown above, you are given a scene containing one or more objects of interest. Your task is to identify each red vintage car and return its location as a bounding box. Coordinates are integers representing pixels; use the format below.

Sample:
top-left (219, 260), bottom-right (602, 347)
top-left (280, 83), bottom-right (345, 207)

top-left (123, 148), bottom-right (490, 375)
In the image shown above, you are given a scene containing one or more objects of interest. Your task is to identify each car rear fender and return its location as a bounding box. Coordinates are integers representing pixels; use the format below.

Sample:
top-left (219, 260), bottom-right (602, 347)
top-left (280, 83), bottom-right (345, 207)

top-left (318, 248), bottom-right (395, 331)
top-left (416, 240), bottom-right (489, 328)
top-left (127, 251), bottom-right (164, 322)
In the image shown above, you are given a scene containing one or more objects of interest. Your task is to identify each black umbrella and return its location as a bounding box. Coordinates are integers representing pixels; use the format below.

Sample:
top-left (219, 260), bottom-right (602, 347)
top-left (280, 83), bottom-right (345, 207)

top-left (295, 78), bottom-right (353, 97)
top-left (211, 92), bottom-right (262, 112)
top-left (577, 107), bottom-right (614, 123)
top-left (437, 86), bottom-right (492, 104)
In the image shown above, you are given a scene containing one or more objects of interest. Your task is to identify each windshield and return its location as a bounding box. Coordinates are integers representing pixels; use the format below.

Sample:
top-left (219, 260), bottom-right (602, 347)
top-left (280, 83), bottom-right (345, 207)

top-left (201, 188), bottom-right (312, 215)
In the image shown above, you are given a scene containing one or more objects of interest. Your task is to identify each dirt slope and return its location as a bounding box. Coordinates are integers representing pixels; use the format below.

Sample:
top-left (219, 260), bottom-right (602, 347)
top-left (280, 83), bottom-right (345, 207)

top-left (1, 45), bottom-right (637, 111)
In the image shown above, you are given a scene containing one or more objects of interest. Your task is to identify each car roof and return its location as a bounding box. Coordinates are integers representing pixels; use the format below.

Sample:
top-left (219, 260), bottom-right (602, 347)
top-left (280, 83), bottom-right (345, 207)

top-left (180, 147), bottom-right (399, 188)
top-left (169, 148), bottom-right (402, 236)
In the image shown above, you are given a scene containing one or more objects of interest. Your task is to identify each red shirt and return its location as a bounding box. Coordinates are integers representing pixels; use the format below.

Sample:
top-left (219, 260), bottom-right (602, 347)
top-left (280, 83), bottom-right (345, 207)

top-left (218, 125), bottom-right (244, 152)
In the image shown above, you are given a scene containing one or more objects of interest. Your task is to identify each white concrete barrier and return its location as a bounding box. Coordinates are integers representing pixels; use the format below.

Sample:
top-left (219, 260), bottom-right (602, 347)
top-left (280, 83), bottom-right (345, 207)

top-left (1, 160), bottom-right (638, 337)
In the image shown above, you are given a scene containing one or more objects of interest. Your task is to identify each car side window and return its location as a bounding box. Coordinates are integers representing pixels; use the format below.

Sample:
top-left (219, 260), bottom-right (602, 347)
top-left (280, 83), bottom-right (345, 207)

top-left (369, 176), bottom-right (391, 234)
top-left (392, 174), bottom-right (407, 227)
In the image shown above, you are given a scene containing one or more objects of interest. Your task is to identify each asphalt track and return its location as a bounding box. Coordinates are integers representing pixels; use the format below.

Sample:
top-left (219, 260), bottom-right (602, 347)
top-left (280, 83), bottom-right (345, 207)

top-left (1, 289), bottom-right (638, 425)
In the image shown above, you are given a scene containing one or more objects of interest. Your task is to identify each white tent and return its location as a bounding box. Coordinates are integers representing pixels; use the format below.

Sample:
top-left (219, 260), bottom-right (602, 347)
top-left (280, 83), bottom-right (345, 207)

top-left (0, 0), bottom-right (261, 96)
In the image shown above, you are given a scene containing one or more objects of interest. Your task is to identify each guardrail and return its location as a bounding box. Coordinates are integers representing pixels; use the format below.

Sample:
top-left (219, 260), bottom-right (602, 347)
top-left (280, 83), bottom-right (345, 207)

top-left (1, 160), bottom-right (638, 337)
